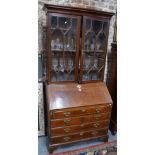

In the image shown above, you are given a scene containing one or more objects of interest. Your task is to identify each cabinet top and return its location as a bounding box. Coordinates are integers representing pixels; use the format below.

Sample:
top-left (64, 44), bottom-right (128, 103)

top-left (46, 82), bottom-right (112, 110)
top-left (44, 4), bottom-right (114, 18)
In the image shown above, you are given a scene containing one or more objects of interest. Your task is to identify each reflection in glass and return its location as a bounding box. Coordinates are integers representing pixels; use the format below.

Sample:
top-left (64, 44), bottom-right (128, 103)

top-left (93, 20), bottom-right (102, 34)
top-left (83, 55), bottom-right (91, 70)
top-left (86, 19), bottom-right (91, 32)
top-left (51, 29), bottom-right (63, 50)
top-left (102, 22), bottom-right (108, 33)
top-left (51, 16), bottom-right (57, 29)
top-left (84, 32), bottom-right (95, 51)
top-left (59, 17), bottom-right (71, 30)
top-left (65, 30), bottom-right (76, 51)
top-left (72, 18), bottom-right (77, 28)
top-left (96, 33), bottom-right (106, 50)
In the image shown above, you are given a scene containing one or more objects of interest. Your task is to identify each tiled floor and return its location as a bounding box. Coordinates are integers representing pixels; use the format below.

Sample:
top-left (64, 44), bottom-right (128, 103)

top-left (38, 130), bottom-right (117, 155)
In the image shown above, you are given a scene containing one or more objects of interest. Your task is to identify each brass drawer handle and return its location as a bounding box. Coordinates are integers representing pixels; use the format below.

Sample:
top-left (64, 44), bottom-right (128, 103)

top-left (64, 112), bottom-right (71, 117)
top-left (80, 132), bottom-right (84, 136)
top-left (64, 128), bottom-right (70, 133)
top-left (93, 123), bottom-right (100, 128)
top-left (64, 119), bottom-right (71, 125)
top-left (64, 137), bottom-right (70, 142)
top-left (81, 109), bottom-right (86, 113)
top-left (92, 131), bottom-right (98, 135)
top-left (80, 124), bottom-right (84, 127)
top-left (96, 107), bottom-right (101, 113)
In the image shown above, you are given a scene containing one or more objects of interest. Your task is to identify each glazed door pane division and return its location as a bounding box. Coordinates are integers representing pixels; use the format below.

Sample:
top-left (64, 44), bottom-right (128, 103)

top-left (48, 13), bottom-right (81, 82)
top-left (80, 16), bottom-right (109, 82)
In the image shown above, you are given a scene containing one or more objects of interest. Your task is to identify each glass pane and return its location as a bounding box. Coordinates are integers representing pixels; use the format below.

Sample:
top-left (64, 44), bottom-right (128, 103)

top-left (93, 20), bottom-right (102, 34)
top-left (64, 52), bottom-right (75, 81)
top-left (50, 15), bottom-right (78, 82)
top-left (84, 32), bottom-right (95, 51)
top-left (59, 17), bottom-right (71, 30)
top-left (82, 18), bottom-right (109, 81)
top-left (96, 33), bottom-right (106, 50)
top-left (51, 16), bottom-right (57, 29)
top-left (64, 29), bottom-right (76, 51)
top-left (72, 18), bottom-right (77, 28)
top-left (102, 22), bottom-right (108, 33)
top-left (51, 29), bottom-right (63, 50)
top-left (86, 19), bottom-right (91, 32)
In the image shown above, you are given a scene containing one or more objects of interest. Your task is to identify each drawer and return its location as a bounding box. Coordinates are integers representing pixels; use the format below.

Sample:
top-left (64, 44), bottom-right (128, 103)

top-left (51, 120), bottom-right (109, 136)
top-left (50, 113), bottom-right (111, 127)
top-left (50, 104), bottom-right (112, 119)
top-left (50, 128), bottom-right (108, 144)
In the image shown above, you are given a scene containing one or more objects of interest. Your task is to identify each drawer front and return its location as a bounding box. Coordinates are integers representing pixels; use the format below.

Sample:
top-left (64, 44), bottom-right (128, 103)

top-left (50, 128), bottom-right (108, 144)
top-left (51, 113), bottom-right (111, 128)
top-left (83, 113), bottom-right (110, 122)
top-left (51, 117), bottom-right (81, 127)
top-left (51, 120), bottom-right (109, 136)
top-left (51, 104), bottom-right (112, 119)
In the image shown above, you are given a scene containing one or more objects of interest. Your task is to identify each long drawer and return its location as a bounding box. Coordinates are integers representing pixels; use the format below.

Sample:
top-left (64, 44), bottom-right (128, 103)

top-left (51, 120), bottom-right (109, 136)
top-left (50, 104), bottom-right (112, 119)
top-left (51, 113), bottom-right (111, 127)
top-left (50, 128), bottom-right (108, 144)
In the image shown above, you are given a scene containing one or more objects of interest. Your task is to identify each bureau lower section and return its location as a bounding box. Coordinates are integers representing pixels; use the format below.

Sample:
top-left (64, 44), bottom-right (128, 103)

top-left (47, 104), bottom-right (112, 153)
top-left (51, 128), bottom-right (108, 144)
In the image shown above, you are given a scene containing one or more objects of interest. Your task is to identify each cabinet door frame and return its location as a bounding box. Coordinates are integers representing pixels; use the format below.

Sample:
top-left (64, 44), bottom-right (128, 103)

top-left (46, 13), bottom-right (81, 84)
top-left (79, 16), bottom-right (110, 83)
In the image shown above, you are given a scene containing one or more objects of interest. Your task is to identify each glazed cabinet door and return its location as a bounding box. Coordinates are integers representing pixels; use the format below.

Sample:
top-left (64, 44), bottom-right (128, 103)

top-left (47, 13), bottom-right (81, 83)
top-left (79, 16), bottom-right (110, 83)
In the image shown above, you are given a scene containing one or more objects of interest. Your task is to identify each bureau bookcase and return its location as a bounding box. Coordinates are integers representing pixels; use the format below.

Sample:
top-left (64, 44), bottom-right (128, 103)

top-left (44, 4), bottom-right (114, 153)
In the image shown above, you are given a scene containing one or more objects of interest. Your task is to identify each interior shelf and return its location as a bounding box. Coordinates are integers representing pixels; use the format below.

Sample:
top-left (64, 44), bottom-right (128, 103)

top-left (51, 49), bottom-right (76, 52)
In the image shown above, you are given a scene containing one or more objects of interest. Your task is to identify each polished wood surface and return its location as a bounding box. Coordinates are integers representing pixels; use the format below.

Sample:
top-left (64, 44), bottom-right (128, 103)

top-left (44, 4), bottom-right (114, 17)
top-left (50, 113), bottom-right (111, 127)
top-left (46, 82), bottom-right (112, 153)
top-left (51, 105), bottom-right (112, 119)
top-left (50, 128), bottom-right (108, 144)
top-left (51, 120), bottom-right (109, 136)
top-left (46, 82), bottom-right (112, 110)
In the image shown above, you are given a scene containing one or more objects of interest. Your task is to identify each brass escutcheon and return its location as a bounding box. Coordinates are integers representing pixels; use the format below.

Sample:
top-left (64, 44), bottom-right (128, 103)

top-left (81, 109), bottom-right (86, 113)
top-left (80, 124), bottom-right (84, 127)
top-left (64, 137), bottom-right (70, 141)
top-left (64, 128), bottom-right (70, 133)
top-left (80, 132), bottom-right (84, 136)
top-left (96, 107), bottom-right (101, 113)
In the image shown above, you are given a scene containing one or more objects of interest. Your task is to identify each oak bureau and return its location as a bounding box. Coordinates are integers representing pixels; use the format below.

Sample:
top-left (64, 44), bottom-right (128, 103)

top-left (44, 4), bottom-right (114, 153)
top-left (46, 82), bottom-right (112, 152)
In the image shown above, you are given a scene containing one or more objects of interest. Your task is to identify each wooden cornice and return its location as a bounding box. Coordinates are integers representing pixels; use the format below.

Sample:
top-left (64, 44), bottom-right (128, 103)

top-left (43, 4), bottom-right (114, 18)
